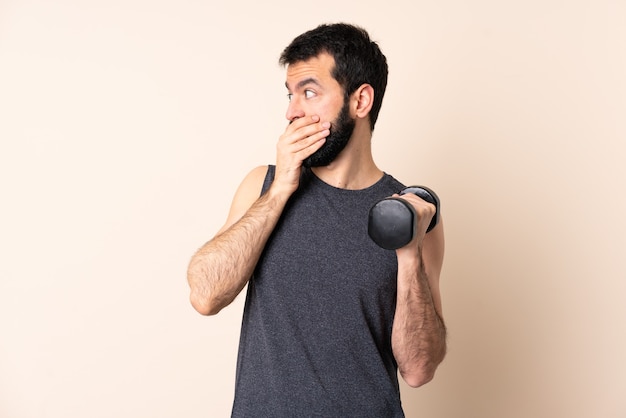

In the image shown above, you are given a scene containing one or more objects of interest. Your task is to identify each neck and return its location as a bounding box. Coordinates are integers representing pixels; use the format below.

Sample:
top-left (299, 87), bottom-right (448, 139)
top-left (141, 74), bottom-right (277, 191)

top-left (311, 125), bottom-right (383, 190)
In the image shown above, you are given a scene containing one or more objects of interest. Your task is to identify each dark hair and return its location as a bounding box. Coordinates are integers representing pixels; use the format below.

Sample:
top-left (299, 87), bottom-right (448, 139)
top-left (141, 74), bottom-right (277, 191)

top-left (279, 23), bottom-right (389, 131)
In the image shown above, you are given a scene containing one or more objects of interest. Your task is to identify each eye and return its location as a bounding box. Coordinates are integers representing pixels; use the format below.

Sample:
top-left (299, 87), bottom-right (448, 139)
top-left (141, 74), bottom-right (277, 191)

top-left (286, 93), bottom-right (293, 102)
top-left (304, 89), bottom-right (316, 99)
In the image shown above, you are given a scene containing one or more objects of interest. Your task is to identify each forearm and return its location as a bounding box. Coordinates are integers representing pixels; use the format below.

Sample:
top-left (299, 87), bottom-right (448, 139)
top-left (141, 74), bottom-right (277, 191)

top-left (187, 189), bottom-right (288, 315)
top-left (392, 248), bottom-right (447, 387)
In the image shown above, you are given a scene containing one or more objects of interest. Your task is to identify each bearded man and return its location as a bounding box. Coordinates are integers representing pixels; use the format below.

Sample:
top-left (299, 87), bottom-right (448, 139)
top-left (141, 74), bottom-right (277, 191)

top-left (187, 23), bottom-right (447, 417)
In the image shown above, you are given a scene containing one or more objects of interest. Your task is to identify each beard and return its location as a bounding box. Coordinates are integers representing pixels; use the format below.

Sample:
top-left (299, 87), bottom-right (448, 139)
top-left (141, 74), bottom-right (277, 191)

top-left (303, 100), bottom-right (355, 168)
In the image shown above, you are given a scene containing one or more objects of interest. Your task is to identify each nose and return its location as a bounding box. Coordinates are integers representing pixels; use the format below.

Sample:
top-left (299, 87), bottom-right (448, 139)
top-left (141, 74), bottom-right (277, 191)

top-left (285, 97), bottom-right (305, 122)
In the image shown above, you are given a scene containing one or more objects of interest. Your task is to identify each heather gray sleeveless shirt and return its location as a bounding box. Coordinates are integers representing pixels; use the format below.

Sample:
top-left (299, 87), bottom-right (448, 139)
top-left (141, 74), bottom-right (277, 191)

top-left (232, 166), bottom-right (406, 417)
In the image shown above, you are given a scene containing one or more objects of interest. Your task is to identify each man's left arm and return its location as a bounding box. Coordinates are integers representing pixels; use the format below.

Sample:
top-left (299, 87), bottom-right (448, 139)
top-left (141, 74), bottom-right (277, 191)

top-left (391, 193), bottom-right (446, 388)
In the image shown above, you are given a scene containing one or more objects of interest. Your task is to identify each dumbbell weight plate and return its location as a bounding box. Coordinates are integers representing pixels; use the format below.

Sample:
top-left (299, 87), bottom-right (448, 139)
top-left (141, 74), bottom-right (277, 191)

top-left (400, 186), bottom-right (440, 233)
top-left (367, 198), bottom-right (416, 250)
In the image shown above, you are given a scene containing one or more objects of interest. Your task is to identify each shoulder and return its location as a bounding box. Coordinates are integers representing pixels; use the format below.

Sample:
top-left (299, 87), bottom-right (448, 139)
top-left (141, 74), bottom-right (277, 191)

top-left (242, 165), bottom-right (271, 188)
top-left (376, 171), bottom-right (406, 195)
top-left (234, 165), bottom-right (270, 206)
top-left (217, 165), bottom-right (270, 234)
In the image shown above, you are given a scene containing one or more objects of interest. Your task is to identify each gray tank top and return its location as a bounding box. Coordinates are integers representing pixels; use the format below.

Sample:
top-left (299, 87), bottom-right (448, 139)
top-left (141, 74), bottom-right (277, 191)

top-left (232, 166), bottom-right (406, 417)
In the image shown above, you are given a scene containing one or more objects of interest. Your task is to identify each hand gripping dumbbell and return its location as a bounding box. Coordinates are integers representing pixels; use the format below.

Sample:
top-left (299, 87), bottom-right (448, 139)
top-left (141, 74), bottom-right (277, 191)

top-left (367, 186), bottom-right (440, 250)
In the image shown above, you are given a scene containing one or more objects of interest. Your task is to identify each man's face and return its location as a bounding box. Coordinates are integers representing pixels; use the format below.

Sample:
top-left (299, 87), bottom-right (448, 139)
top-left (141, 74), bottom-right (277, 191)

top-left (285, 53), bottom-right (355, 167)
top-left (302, 98), bottom-right (355, 168)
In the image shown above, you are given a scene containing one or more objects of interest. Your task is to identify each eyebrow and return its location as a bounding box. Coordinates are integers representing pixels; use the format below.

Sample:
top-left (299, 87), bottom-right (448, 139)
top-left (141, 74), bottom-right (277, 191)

top-left (285, 77), bottom-right (322, 92)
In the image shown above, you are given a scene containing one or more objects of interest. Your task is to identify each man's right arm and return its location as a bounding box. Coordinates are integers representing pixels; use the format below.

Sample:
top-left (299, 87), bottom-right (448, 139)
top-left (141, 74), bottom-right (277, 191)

top-left (186, 165), bottom-right (291, 315)
top-left (186, 115), bottom-right (330, 315)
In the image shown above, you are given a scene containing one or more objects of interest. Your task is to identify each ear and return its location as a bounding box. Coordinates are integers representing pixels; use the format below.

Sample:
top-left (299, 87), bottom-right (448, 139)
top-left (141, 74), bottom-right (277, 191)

top-left (351, 84), bottom-right (374, 120)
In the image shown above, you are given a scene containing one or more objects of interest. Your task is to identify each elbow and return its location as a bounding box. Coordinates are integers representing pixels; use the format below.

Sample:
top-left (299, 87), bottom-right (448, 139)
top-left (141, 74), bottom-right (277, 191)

top-left (400, 351), bottom-right (446, 388)
top-left (401, 368), bottom-right (436, 388)
top-left (187, 263), bottom-right (226, 316)
top-left (189, 289), bottom-right (223, 316)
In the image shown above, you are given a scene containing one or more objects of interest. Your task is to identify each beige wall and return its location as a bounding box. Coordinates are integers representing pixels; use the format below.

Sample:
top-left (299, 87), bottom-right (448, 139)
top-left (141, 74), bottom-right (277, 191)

top-left (1, 0), bottom-right (624, 417)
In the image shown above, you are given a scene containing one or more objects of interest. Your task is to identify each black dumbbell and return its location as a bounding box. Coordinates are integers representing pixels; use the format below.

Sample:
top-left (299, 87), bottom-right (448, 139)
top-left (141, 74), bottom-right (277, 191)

top-left (367, 186), bottom-right (440, 250)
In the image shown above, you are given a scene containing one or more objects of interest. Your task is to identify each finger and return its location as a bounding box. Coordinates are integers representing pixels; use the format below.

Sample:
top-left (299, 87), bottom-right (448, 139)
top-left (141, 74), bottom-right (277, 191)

top-left (284, 117), bottom-right (329, 143)
top-left (290, 127), bottom-right (329, 153)
top-left (295, 134), bottom-right (327, 158)
top-left (285, 115), bottom-right (320, 133)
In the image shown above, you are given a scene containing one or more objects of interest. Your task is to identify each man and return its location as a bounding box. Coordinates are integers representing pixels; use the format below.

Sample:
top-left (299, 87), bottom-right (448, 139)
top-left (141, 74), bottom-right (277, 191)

top-left (187, 23), bottom-right (446, 417)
